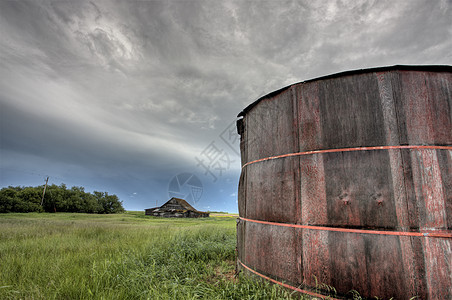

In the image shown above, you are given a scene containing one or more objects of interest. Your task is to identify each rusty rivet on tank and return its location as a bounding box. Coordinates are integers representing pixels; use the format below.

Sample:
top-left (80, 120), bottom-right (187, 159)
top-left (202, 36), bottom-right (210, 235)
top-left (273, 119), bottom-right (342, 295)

top-left (339, 193), bottom-right (350, 206)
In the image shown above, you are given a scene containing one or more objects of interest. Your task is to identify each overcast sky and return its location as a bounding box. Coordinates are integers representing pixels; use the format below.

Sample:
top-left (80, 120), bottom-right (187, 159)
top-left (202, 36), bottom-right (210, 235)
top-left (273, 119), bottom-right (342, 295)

top-left (1, 0), bottom-right (451, 212)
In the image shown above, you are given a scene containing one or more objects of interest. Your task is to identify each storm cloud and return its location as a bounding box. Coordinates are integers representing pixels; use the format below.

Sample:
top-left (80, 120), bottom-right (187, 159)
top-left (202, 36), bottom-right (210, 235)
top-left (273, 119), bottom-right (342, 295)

top-left (1, 0), bottom-right (451, 211)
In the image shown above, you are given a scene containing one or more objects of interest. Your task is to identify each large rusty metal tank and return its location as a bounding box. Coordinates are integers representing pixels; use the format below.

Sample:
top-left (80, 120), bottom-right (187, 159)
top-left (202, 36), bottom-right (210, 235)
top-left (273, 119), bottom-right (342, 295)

top-left (236, 65), bottom-right (452, 299)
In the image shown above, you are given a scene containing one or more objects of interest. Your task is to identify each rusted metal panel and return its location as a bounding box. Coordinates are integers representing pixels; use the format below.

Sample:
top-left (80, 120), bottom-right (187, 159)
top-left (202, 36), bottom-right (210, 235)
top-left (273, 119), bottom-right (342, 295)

top-left (236, 218), bottom-right (245, 270)
top-left (299, 155), bottom-right (327, 226)
top-left (398, 71), bottom-right (452, 145)
top-left (237, 171), bottom-right (246, 218)
top-left (237, 65), bottom-right (452, 299)
top-left (245, 87), bottom-right (298, 163)
top-left (318, 72), bottom-right (387, 149)
top-left (423, 237), bottom-right (452, 299)
top-left (438, 150), bottom-right (452, 228)
top-left (301, 230), bottom-right (330, 291)
top-left (244, 221), bottom-right (301, 285)
top-left (297, 81), bottom-right (323, 152)
top-left (323, 150), bottom-right (397, 229)
top-left (245, 158), bottom-right (299, 224)
top-left (411, 149), bottom-right (448, 230)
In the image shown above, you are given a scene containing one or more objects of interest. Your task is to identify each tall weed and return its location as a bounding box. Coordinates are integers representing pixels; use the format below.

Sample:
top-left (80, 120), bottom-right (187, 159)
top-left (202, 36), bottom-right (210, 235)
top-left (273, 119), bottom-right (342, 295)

top-left (0, 213), bottom-right (300, 299)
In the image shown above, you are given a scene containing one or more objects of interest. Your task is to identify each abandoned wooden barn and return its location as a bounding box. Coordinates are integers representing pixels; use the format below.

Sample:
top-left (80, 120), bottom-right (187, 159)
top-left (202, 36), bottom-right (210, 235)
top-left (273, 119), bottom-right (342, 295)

top-left (145, 197), bottom-right (209, 218)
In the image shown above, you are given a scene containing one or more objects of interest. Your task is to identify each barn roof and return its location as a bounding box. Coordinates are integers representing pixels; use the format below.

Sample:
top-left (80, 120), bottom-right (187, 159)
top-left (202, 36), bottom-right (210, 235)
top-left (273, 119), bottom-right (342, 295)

top-left (148, 197), bottom-right (208, 214)
top-left (167, 197), bottom-right (197, 211)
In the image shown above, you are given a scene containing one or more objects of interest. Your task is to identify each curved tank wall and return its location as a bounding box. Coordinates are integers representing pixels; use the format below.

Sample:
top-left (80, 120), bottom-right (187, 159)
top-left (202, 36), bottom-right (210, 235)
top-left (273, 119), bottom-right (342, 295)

top-left (236, 65), bottom-right (452, 299)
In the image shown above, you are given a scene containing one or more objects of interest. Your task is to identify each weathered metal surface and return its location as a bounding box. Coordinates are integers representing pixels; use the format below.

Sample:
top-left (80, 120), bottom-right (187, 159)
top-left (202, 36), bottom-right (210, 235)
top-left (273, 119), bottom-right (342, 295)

top-left (237, 66), bottom-right (452, 299)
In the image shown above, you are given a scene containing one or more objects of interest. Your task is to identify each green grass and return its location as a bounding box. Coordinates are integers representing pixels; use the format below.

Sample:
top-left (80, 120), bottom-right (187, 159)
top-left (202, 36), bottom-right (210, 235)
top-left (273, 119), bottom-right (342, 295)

top-left (0, 212), bottom-right (302, 299)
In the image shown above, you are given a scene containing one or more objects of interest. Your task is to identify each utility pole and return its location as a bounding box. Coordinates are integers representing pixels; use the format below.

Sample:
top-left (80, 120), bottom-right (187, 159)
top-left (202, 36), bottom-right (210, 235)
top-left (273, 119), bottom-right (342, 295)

top-left (41, 176), bottom-right (49, 206)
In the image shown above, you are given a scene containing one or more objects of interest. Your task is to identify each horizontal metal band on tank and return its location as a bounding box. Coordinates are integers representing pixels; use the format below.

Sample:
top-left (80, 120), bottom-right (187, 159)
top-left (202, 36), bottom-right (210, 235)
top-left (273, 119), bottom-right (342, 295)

top-left (241, 145), bottom-right (452, 169)
top-left (239, 217), bottom-right (452, 238)
top-left (237, 258), bottom-right (342, 300)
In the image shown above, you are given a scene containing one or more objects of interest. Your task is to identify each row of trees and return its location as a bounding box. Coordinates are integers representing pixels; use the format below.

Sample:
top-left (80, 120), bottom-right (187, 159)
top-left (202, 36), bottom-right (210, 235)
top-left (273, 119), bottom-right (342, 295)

top-left (0, 184), bottom-right (125, 214)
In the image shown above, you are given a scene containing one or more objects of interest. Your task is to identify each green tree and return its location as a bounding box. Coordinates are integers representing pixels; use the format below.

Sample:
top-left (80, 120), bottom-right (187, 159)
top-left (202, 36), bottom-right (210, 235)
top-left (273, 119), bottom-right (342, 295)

top-left (17, 187), bottom-right (43, 212)
top-left (0, 184), bottom-right (125, 214)
top-left (0, 187), bottom-right (17, 213)
top-left (94, 191), bottom-right (125, 214)
top-left (0, 184), bottom-right (124, 214)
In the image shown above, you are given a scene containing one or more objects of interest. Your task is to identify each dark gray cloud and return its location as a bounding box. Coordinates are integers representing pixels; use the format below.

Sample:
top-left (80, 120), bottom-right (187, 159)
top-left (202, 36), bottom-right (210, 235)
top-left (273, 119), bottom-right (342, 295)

top-left (1, 0), bottom-right (451, 211)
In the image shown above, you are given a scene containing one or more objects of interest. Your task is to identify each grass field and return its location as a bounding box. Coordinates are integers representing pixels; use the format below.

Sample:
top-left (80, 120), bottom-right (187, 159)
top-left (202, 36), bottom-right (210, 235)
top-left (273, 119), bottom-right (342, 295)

top-left (0, 212), bottom-right (302, 299)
